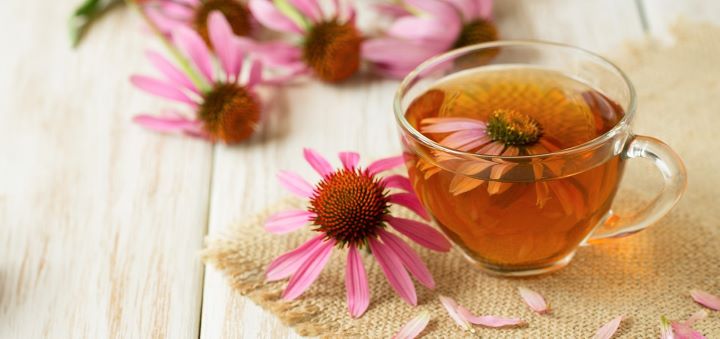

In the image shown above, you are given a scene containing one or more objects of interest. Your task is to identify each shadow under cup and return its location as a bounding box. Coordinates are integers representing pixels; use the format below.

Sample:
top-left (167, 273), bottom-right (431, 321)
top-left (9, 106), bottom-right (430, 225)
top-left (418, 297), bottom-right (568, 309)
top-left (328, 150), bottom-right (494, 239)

top-left (393, 41), bottom-right (687, 276)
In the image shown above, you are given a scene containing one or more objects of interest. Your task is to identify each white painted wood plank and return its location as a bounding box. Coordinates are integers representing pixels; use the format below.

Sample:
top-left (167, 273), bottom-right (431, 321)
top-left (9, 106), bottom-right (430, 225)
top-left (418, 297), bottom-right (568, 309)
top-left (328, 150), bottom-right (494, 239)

top-left (641, 0), bottom-right (720, 39)
top-left (200, 1), bottom-right (645, 338)
top-left (0, 1), bottom-right (212, 338)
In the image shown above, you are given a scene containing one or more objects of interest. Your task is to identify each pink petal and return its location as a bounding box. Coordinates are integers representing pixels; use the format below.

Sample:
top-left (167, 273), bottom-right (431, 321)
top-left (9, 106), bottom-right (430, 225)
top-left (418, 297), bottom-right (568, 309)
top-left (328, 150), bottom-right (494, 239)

top-left (378, 229), bottom-right (434, 289)
top-left (208, 11), bottom-right (239, 80)
top-left (173, 26), bottom-right (214, 83)
top-left (374, 3), bottom-right (410, 18)
top-left (246, 59), bottom-right (263, 87)
top-left (421, 118), bottom-right (486, 133)
top-left (382, 174), bottom-right (414, 192)
top-left (303, 148), bottom-right (335, 177)
top-left (593, 316), bottom-right (624, 339)
top-left (266, 234), bottom-right (324, 281)
top-left (158, 1), bottom-right (194, 19)
top-left (130, 75), bottom-right (196, 106)
top-left (405, 0), bottom-right (460, 24)
top-left (477, 0), bottom-right (494, 19)
top-left (145, 7), bottom-right (183, 35)
top-left (440, 130), bottom-right (490, 150)
top-left (388, 193), bottom-right (431, 220)
top-left (339, 151), bottom-right (360, 169)
top-left (518, 287), bottom-right (549, 314)
top-left (146, 51), bottom-right (199, 94)
top-left (282, 238), bottom-right (335, 300)
top-left (457, 306), bottom-right (525, 328)
top-left (660, 316), bottom-right (674, 339)
top-left (236, 37), bottom-right (303, 66)
top-left (438, 295), bottom-right (470, 330)
top-left (672, 321), bottom-right (707, 339)
top-left (368, 155), bottom-right (405, 175)
top-left (277, 170), bottom-right (315, 198)
top-left (248, 0), bottom-right (304, 33)
top-left (444, 0), bottom-right (477, 20)
top-left (686, 310), bottom-right (709, 325)
top-left (362, 38), bottom-right (444, 66)
top-left (368, 237), bottom-right (417, 306)
top-left (133, 114), bottom-right (200, 133)
top-left (690, 289), bottom-right (720, 311)
top-left (387, 16), bottom-right (455, 43)
top-left (385, 216), bottom-right (451, 252)
top-left (393, 311), bottom-right (430, 339)
top-left (345, 244), bottom-right (369, 318)
top-left (289, 0), bottom-right (321, 22)
top-left (265, 210), bottom-right (315, 234)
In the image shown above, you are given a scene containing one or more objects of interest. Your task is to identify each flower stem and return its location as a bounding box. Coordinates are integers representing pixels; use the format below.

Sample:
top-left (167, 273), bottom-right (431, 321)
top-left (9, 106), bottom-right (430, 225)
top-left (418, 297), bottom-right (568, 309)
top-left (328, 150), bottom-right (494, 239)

top-left (125, 0), bottom-right (211, 92)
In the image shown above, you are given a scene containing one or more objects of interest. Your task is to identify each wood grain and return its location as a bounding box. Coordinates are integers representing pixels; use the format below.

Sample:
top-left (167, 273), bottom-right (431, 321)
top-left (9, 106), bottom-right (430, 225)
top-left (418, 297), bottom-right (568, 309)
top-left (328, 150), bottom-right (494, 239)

top-left (199, 1), bottom-right (646, 338)
top-left (0, 1), bottom-right (212, 338)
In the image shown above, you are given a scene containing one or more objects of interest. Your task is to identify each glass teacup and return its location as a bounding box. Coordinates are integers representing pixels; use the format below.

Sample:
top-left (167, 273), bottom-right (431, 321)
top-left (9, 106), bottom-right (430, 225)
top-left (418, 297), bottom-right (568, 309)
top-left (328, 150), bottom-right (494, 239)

top-left (394, 41), bottom-right (687, 276)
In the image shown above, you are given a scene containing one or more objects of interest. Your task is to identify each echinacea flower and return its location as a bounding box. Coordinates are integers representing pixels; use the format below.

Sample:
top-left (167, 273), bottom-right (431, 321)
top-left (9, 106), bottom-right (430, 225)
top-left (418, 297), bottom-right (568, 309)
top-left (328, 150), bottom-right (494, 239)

top-left (419, 113), bottom-right (584, 217)
top-left (393, 311), bottom-right (431, 339)
top-left (517, 287), bottom-right (549, 314)
top-left (439, 295), bottom-right (524, 332)
top-left (265, 149), bottom-right (452, 318)
top-left (144, 0), bottom-right (254, 45)
top-left (690, 289), bottom-right (720, 311)
top-left (132, 12), bottom-right (266, 144)
top-left (249, 0), bottom-right (361, 82)
top-left (593, 316), bottom-right (623, 339)
top-left (364, 0), bottom-right (497, 78)
top-left (661, 310), bottom-right (708, 339)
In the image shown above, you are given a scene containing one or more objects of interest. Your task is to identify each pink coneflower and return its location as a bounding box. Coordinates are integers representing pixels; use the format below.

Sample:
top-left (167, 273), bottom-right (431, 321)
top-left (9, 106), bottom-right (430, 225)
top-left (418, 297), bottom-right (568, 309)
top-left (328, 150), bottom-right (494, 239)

top-left (364, 0), bottom-right (498, 78)
top-left (266, 149), bottom-right (452, 318)
top-left (144, 0), bottom-right (253, 44)
top-left (248, 0), bottom-right (362, 82)
top-left (419, 112), bottom-right (585, 217)
top-left (132, 12), bottom-right (265, 144)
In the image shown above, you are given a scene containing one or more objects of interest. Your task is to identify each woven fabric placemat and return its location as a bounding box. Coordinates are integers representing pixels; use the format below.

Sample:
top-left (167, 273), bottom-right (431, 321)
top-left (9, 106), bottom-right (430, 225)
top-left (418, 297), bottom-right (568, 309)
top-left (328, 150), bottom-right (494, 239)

top-left (203, 22), bottom-right (720, 338)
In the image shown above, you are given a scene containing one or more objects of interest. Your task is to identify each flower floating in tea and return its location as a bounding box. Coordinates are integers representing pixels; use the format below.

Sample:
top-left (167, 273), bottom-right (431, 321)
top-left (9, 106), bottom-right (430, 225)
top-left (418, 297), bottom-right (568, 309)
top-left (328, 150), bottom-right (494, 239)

top-left (131, 12), bottom-right (266, 144)
top-left (248, 0), bottom-right (361, 83)
top-left (143, 0), bottom-right (253, 45)
top-left (364, 0), bottom-right (497, 78)
top-left (265, 149), bottom-right (451, 318)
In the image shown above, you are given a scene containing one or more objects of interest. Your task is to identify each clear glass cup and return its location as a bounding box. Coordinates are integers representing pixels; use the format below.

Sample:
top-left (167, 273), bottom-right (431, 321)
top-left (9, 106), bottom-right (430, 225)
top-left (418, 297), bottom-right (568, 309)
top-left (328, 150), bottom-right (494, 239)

top-left (394, 41), bottom-right (687, 276)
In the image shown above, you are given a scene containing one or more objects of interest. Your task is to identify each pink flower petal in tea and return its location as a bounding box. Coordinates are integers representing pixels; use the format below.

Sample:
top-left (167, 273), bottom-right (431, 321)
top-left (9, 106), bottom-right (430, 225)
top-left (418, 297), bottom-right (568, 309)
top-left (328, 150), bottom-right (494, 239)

top-left (345, 244), bottom-right (369, 318)
top-left (438, 295), bottom-right (470, 330)
top-left (457, 306), bottom-right (525, 328)
top-left (593, 315), bottom-right (623, 339)
top-left (393, 311), bottom-right (431, 339)
top-left (518, 287), bottom-right (549, 314)
top-left (690, 289), bottom-right (720, 311)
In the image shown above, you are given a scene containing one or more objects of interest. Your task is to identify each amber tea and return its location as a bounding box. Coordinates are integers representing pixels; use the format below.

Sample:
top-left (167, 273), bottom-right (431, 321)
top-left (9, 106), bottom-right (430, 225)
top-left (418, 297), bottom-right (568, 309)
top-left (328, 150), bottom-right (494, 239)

top-left (403, 66), bottom-right (626, 271)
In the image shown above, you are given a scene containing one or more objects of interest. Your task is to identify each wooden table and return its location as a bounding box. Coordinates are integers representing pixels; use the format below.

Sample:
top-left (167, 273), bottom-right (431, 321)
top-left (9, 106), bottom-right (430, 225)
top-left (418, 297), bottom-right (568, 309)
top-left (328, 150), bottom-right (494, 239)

top-left (1, 0), bottom-right (718, 337)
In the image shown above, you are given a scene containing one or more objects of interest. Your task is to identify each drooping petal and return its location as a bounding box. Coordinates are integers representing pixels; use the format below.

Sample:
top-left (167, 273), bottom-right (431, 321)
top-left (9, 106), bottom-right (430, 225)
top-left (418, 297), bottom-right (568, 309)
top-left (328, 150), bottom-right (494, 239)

top-left (132, 114), bottom-right (200, 133)
top-left (303, 148), bottom-right (334, 177)
top-left (266, 234), bottom-right (324, 281)
top-left (362, 38), bottom-right (445, 66)
top-left (379, 229), bottom-right (435, 289)
top-left (517, 287), bottom-right (549, 314)
top-left (173, 26), bottom-right (215, 83)
top-left (385, 216), bottom-right (451, 252)
top-left (388, 193), bottom-right (431, 220)
top-left (690, 289), bottom-right (720, 311)
top-left (282, 238), bottom-right (335, 300)
top-left (593, 316), bottom-right (624, 339)
top-left (382, 174), bottom-right (414, 192)
top-left (387, 16), bottom-right (454, 44)
top-left (249, 0), bottom-right (304, 33)
top-left (289, 0), bottom-right (321, 22)
top-left (457, 306), bottom-right (525, 328)
top-left (477, 0), bottom-right (494, 19)
top-left (438, 295), bottom-right (470, 330)
top-left (339, 151), bottom-right (360, 169)
top-left (393, 311), bottom-right (431, 339)
top-left (265, 210), bottom-right (315, 234)
top-left (130, 75), bottom-right (196, 106)
top-left (246, 59), bottom-right (263, 87)
top-left (368, 155), bottom-right (406, 175)
top-left (345, 244), bottom-right (370, 318)
top-left (277, 170), bottom-right (315, 198)
top-left (368, 237), bottom-right (417, 306)
top-left (145, 51), bottom-right (199, 94)
top-left (208, 11), bottom-right (239, 80)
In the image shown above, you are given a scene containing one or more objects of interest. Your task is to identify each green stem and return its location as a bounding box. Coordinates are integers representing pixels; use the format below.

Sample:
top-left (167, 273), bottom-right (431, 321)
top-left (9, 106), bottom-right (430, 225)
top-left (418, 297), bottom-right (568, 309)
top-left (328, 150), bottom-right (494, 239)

top-left (125, 0), bottom-right (211, 92)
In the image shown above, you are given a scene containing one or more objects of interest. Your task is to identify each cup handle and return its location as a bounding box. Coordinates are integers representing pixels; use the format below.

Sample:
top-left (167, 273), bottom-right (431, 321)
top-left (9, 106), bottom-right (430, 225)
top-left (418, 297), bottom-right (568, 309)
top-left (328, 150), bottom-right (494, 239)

top-left (588, 135), bottom-right (687, 242)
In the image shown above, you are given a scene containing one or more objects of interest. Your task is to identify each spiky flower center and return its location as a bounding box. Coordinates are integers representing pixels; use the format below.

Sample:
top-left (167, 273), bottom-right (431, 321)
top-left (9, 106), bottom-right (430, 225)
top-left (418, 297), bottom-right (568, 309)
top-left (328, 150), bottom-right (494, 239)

top-left (199, 83), bottom-right (260, 144)
top-left (453, 18), bottom-right (498, 49)
top-left (194, 0), bottom-right (252, 45)
top-left (309, 169), bottom-right (389, 246)
top-left (303, 20), bottom-right (362, 83)
top-left (486, 109), bottom-right (542, 146)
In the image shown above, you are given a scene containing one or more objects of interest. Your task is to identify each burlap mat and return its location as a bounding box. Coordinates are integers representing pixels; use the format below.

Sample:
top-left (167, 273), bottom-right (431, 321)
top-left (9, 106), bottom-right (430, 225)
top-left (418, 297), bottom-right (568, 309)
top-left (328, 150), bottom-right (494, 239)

top-left (203, 22), bottom-right (720, 338)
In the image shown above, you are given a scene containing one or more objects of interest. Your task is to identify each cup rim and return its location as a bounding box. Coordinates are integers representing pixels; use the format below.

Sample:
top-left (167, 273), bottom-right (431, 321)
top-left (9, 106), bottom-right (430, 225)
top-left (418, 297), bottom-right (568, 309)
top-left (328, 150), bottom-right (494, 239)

top-left (393, 40), bottom-right (637, 161)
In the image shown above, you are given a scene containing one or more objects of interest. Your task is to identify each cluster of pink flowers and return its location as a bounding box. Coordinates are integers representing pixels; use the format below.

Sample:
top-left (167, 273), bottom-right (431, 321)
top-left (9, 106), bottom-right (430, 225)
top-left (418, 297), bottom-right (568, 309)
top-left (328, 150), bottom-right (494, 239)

top-left (129, 0), bottom-right (500, 144)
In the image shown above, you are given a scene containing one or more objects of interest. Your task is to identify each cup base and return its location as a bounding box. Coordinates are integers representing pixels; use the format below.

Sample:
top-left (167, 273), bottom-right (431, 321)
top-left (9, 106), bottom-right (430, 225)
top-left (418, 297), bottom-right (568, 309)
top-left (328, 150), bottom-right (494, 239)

top-left (461, 251), bottom-right (576, 277)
